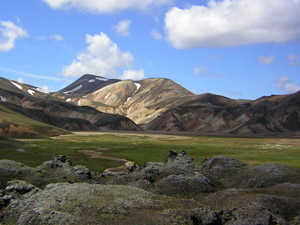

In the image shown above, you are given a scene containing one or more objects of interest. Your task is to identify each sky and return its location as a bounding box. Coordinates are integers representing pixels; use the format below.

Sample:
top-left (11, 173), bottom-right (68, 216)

top-left (0, 0), bottom-right (300, 100)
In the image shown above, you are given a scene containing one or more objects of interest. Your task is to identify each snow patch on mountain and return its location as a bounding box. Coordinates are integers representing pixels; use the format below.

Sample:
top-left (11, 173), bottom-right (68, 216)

top-left (66, 98), bottom-right (71, 102)
top-left (78, 100), bottom-right (81, 106)
top-left (125, 97), bottom-right (132, 104)
top-left (96, 77), bottom-right (108, 81)
top-left (64, 85), bottom-right (82, 94)
top-left (89, 79), bottom-right (95, 83)
top-left (135, 83), bottom-right (141, 91)
top-left (35, 87), bottom-right (49, 94)
top-left (10, 81), bottom-right (22, 90)
top-left (28, 89), bottom-right (35, 95)
top-left (121, 82), bottom-right (142, 105)
top-left (132, 82), bottom-right (141, 96)
top-left (0, 96), bottom-right (6, 102)
top-left (104, 93), bottom-right (111, 100)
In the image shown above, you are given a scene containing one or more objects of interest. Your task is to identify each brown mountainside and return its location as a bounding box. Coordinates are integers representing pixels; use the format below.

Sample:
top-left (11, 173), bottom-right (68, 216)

top-left (1, 75), bottom-right (300, 136)
top-left (0, 77), bottom-right (141, 138)
top-left (65, 77), bottom-right (196, 125)
top-left (147, 91), bottom-right (300, 135)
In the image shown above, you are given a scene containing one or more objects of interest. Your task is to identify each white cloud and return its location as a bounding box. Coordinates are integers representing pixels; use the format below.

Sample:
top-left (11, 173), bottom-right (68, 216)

top-left (17, 77), bottom-right (25, 83)
top-left (259, 55), bottom-right (274, 66)
top-left (224, 90), bottom-right (243, 97)
top-left (288, 54), bottom-right (296, 61)
top-left (50, 34), bottom-right (64, 41)
top-left (113, 20), bottom-right (131, 37)
top-left (41, 86), bottom-right (50, 93)
top-left (151, 29), bottom-right (162, 40)
top-left (43, 0), bottom-right (173, 14)
top-left (36, 36), bottom-right (46, 42)
top-left (194, 66), bottom-right (220, 77)
top-left (61, 32), bottom-right (135, 77)
top-left (288, 54), bottom-right (299, 66)
top-left (275, 77), bottom-right (300, 94)
top-left (165, 0), bottom-right (300, 48)
top-left (0, 20), bottom-right (29, 52)
top-left (191, 89), bottom-right (198, 95)
top-left (0, 66), bottom-right (62, 81)
top-left (121, 69), bottom-right (145, 80)
top-left (194, 66), bottom-right (208, 77)
top-left (14, 17), bottom-right (21, 24)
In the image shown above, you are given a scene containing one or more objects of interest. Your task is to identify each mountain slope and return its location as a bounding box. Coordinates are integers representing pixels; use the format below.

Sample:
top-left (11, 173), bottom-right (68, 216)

top-left (2, 75), bottom-right (300, 136)
top-left (0, 76), bottom-right (142, 137)
top-left (74, 78), bottom-right (196, 125)
top-left (58, 74), bottom-right (121, 96)
top-left (147, 91), bottom-right (300, 135)
top-left (0, 102), bottom-right (68, 138)
top-left (55, 75), bottom-right (300, 135)
top-left (22, 99), bottom-right (142, 131)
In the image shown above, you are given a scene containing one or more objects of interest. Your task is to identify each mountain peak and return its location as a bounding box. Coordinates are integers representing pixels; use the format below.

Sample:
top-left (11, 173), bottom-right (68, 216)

top-left (58, 74), bottom-right (121, 96)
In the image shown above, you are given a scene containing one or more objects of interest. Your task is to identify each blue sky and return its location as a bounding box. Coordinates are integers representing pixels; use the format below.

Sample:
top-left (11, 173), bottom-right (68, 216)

top-left (0, 0), bottom-right (299, 99)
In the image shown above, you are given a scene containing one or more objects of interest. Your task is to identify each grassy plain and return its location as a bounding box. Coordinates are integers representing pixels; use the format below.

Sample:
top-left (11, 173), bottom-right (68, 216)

top-left (1, 131), bottom-right (300, 172)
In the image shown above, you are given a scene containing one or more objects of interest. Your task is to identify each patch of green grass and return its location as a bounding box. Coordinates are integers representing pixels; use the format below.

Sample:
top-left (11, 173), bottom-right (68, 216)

top-left (101, 214), bottom-right (115, 220)
top-left (1, 132), bottom-right (300, 172)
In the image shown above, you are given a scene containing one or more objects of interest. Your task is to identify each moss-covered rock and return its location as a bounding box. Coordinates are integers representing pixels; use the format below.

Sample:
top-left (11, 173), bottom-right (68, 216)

top-left (0, 155), bottom-right (93, 189)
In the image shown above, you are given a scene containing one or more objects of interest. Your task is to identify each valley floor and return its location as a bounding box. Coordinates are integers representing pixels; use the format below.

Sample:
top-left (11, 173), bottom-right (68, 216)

top-left (1, 131), bottom-right (300, 172)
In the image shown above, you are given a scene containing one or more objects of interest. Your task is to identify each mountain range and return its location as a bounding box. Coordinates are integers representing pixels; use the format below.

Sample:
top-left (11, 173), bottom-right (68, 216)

top-left (1, 74), bottom-right (299, 137)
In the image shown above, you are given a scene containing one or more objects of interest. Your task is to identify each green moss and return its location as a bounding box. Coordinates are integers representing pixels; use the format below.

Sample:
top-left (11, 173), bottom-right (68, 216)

top-left (101, 214), bottom-right (115, 220)
top-left (1, 133), bottom-right (300, 173)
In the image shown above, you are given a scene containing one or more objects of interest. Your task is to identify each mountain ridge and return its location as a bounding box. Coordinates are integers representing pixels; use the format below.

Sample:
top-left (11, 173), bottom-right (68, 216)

top-left (1, 74), bottom-right (300, 137)
top-left (0, 76), bottom-right (141, 138)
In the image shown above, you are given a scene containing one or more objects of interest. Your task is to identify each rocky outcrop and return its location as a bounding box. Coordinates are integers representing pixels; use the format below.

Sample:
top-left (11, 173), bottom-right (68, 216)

top-left (0, 156), bottom-right (93, 189)
top-left (1, 152), bottom-right (300, 224)
top-left (109, 150), bottom-right (216, 196)
top-left (200, 156), bottom-right (300, 189)
top-left (109, 151), bottom-right (300, 197)
top-left (203, 185), bottom-right (300, 225)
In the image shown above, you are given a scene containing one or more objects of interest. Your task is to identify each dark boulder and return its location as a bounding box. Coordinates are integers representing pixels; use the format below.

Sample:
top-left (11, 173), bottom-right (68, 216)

top-left (155, 172), bottom-right (216, 196)
top-left (0, 160), bottom-right (35, 189)
top-left (240, 163), bottom-right (300, 188)
top-left (200, 156), bottom-right (300, 189)
top-left (204, 188), bottom-right (300, 225)
top-left (0, 156), bottom-right (93, 189)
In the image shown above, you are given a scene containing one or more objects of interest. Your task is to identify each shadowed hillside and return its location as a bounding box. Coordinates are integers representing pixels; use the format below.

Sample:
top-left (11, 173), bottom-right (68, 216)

top-left (1, 75), bottom-right (300, 136)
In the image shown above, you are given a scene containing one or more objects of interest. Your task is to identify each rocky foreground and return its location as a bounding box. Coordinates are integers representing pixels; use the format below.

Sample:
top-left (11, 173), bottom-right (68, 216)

top-left (1, 152), bottom-right (300, 224)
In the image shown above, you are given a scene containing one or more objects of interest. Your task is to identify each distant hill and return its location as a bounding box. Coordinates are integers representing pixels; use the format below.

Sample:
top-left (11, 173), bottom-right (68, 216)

top-left (61, 76), bottom-right (196, 125)
top-left (58, 74), bottom-right (121, 96)
top-left (147, 92), bottom-right (300, 135)
top-left (1, 74), bottom-right (300, 136)
top-left (0, 76), bottom-right (141, 138)
top-left (59, 74), bottom-right (300, 136)
top-left (0, 102), bottom-right (68, 138)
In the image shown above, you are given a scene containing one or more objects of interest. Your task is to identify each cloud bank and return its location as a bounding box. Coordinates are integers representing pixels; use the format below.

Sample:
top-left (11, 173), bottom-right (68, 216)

top-left (288, 54), bottom-right (299, 66)
top-left (121, 69), bottom-right (145, 80)
top-left (259, 55), bottom-right (274, 66)
top-left (43, 0), bottom-right (173, 14)
top-left (61, 32), bottom-right (144, 80)
top-left (165, 0), bottom-right (300, 48)
top-left (0, 21), bottom-right (29, 52)
top-left (50, 34), bottom-right (64, 41)
top-left (275, 77), bottom-right (300, 94)
top-left (113, 20), bottom-right (131, 37)
top-left (151, 30), bottom-right (162, 40)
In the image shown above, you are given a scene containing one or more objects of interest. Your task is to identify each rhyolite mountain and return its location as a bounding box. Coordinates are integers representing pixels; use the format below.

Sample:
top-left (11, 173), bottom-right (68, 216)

top-left (0, 77), bottom-right (141, 138)
top-left (1, 74), bottom-right (300, 137)
top-left (147, 92), bottom-right (300, 135)
top-left (58, 74), bottom-right (121, 96)
top-left (58, 74), bottom-right (300, 136)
